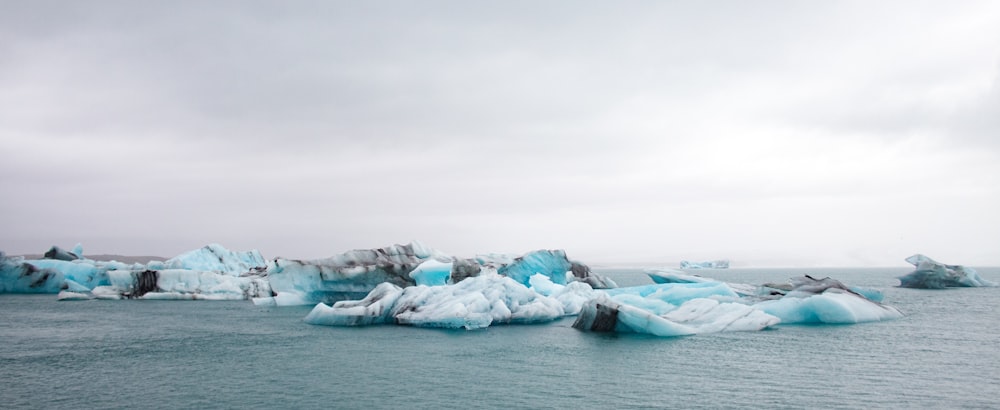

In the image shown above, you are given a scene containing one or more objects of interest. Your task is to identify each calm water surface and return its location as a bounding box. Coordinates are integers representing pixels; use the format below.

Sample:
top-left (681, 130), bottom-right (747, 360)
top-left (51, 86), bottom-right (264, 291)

top-left (2, 267), bottom-right (998, 409)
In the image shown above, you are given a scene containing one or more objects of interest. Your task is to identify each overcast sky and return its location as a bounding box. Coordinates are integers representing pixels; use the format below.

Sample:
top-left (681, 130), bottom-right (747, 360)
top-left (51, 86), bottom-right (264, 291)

top-left (1, 1), bottom-right (998, 266)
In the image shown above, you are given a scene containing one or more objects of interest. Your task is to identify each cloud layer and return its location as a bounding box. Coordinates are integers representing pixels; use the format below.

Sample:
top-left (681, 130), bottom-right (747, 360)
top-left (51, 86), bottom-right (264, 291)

top-left (2, 1), bottom-right (999, 266)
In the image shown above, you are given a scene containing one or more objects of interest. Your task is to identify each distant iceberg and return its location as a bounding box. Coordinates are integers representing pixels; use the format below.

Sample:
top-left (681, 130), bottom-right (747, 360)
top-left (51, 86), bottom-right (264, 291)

top-left (897, 254), bottom-right (996, 289)
top-left (680, 260), bottom-right (730, 269)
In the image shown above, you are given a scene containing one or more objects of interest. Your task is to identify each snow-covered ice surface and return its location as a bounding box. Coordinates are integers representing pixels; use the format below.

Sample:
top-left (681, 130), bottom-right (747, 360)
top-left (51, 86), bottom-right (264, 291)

top-left (897, 254), bottom-right (996, 289)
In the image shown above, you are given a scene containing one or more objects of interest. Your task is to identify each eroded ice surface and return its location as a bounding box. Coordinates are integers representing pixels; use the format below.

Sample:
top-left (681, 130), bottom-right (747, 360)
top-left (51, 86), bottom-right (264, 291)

top-left (305, 272), bottom-right (573, 329)
top-left (897, 254), bottom-right (996, 289)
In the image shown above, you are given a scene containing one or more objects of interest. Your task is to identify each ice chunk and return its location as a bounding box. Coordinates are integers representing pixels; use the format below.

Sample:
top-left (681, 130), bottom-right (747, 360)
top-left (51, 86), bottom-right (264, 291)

top-left (408, 259), bottom-right (453, 286)
top-left (573, 294), bottom-right (778, 337)
top-left (680, 259), bottom-right (730, 269)
top-left (488, 250), bottom-right (574, 286)
top-left (646, 268), bottom-right (714, 284)
top-left (1, 252), bottom-right (65, 293)
top-left (44, 245), bottom-right (81, 261)
top-left (304, 283), bottom-right (404, 326)
top-left (897, 254), bottom-right (996, 289)
top-left (163, 244), bottom-right (267, 275)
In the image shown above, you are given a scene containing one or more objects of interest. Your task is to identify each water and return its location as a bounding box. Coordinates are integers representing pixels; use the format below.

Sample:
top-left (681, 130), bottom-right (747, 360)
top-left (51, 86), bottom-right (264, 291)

top-left (2, 267), bottom-right (999, 409)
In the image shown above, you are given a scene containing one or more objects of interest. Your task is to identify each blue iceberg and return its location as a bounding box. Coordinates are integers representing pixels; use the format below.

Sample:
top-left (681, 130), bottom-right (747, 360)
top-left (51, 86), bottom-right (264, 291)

top-left (754, 276), bottom-right (901, 324)
top-left (0, 244), bottom-right (272, 300)
top-left (897, 254), bottom-right (996, 289)
top-left (258, 242), bottom-right (614, 306)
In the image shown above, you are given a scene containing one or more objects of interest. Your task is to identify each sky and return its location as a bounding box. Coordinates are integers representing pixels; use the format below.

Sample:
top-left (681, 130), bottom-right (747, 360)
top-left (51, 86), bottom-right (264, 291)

top-left (1, 1), bottom-right (999, 267)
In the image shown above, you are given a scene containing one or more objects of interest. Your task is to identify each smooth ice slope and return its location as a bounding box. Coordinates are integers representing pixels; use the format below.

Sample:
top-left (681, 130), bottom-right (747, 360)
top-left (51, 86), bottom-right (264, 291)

top-left (897, 254), bottom-right (996, 289)
top-left (574, 282), bottom-right (779, 336)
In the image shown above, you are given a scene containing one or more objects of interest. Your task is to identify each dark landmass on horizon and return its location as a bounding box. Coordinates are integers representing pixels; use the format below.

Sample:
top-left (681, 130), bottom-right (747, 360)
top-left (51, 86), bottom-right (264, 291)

top-left (14, 254), bottom-right (166, 264)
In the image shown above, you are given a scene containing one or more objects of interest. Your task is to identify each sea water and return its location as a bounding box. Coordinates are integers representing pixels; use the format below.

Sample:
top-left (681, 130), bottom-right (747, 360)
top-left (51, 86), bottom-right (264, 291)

top-left (1, 267), bottom-right (998, 409)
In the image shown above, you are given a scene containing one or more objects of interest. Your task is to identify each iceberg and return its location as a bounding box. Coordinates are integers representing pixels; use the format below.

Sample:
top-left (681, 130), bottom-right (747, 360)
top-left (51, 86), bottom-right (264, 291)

top-left (159, 244), bottom-right (267, 275)
top-left (680, 259), bottom-right (730, 269)
top-left (2, 241), bottom-right (614, 309)
top-left (754, 276), bottom-right (902, 324)
top-left (259, 242), bottom-right (614, 306)
top-left (43, 244), bottom-right (82, 261)
top-left (1, 244), bottom-right (271, 300)
top-left (573, 282), bottom-right (780, 336)
top-left (573, 294), bottom-right (779, 337)
top-left (305, 272), bottom-right (572, 330)
top-left (897, 254), bottom-right (996, 289)
top-left (573, 274), bottom-right (901, 336)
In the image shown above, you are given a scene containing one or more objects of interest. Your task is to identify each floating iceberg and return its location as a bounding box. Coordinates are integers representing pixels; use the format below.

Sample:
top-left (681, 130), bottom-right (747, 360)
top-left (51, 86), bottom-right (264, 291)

top-left (157, 244), bottom-right (267, 275)
top-left (680, 259), bottom-right (730, 269)
top-left (1, 242), bottom-right (614, 309)
top-left (754, 276), bottom-right (901, 324)
top-left (309, 264), bottom-right (900, 337)
top-left (305, 272), bottom-right (575, 329)
top-left (258, 242), bottom-right (614, 306)
top-left (573, 294), bottom-right (779, 337)
top-left (1, 244), bottom-right (271, 300)
top-left (646, 268), bottom-right (758, 297)
top-left (897, 254), bottom-right (996, 289)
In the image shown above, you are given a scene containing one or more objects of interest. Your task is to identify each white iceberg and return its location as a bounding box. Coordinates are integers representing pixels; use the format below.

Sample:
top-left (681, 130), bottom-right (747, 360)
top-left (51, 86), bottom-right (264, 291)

top-left (680, 260), bottom-right (730, 269)
top-left (305, 272), bottom-right (572, 330)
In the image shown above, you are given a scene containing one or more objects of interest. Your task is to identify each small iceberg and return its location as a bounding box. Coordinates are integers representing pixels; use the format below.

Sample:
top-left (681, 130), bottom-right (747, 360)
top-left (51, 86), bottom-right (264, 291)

top-left (680, 260), bottom-right (729, 269)
top-left (897, 254), bottom-right (996, 289)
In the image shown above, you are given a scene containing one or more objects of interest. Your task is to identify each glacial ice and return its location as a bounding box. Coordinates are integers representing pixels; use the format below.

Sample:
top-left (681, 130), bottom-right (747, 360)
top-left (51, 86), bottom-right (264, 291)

top-left (305, 272), bottom-right (569, 329)
top-left (257, 242), bottom-right (614, 306)
top-left (897, 254), bottom-right (996, 289)
top-left (159, 244), bottom-right (267, 275)
top-left (680, 259), bottom-right (730, 269)
top-left (573, 294), bottom-right (780, 337)
top-left (754, 276), bottom-right (902, 324)
top-left (2, 242), bottom-right (913, 338)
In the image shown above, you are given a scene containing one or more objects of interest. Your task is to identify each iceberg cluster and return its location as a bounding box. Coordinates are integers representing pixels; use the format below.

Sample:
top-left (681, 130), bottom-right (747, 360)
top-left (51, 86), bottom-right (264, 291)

top-left (2, 242), bottom-right (929, 338)
top-left (0, 242), bottom-right (614, 307)
top-left (897, 254), bottom-right (996, 289)
top-left (307, 265), bottom-right (902, 336)
top-left (680, 259), bottom-right (730, 269)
